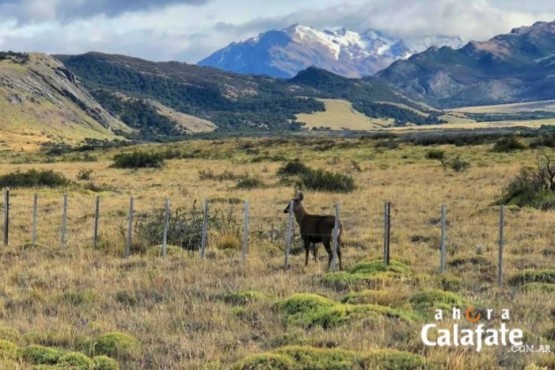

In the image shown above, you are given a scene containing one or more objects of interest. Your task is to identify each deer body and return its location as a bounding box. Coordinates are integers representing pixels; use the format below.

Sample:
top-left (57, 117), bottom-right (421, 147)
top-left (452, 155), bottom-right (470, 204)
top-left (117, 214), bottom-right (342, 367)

top-left (284, 192), bottom-right (342, 270)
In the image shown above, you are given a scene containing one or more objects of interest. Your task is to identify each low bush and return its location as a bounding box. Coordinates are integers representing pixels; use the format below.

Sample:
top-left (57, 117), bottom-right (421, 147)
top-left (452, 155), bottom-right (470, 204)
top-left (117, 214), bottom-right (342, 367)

top-left (235, 175), bottom-right (264, 189)
top-left (497, 155), bottom-right (555, 209)
top-left (508, 270), bottom-right (555, 286)
top-left (58, 352), bottom-right (94, 369)
top-left (450, 156), bottom-right (470, 172)
top-left (277, 160), bottom-right (312, 177)
top-left (300, 168), bottom-right (354, 193)
top-left (0, 169), bottom-right (70, 188)
top-left (111, 151), bottom-right (164, 169)
top-left (93, 355), bottom-right (119, 370)
top-left (409, 289), bottom-right (468, 314)
top-left (136, 204), bottom-right (204, 252)
top-left (20, 344), bottom-right (64, 365)
top-left (492, 136), bottom-right (526, 152)
top-left (77, 168), bottom-right (93, 180)
top-left (425, 149), bottom-right (445, 160)
top-left (233, 346), bottom-right (429, 370)
top-left (93, 332), bottom-right (140, 361)
top-left (277, 160), bottom-right (355, 192)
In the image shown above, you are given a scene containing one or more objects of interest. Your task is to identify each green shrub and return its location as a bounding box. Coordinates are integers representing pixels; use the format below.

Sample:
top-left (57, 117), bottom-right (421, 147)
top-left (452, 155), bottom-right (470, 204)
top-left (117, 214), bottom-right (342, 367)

top-left (450, 156), bottom-right (470, 172)
top-left (508, 270), bottom-right (555, 286)
top-left (322, 260), bottom-right (411, 291)
top-left (93, 355), bottom-right (119, 370)
top-left (300, 168), bottom-right (354, 193)
top-left (235, 175), bottom-right (264, 189)
top-left (492, 136), bottom-right (526, 152)
top-left (58, 352), bottom-right (94, 369)
top-left (362, 349), bottom-right (429, 370)
top-left (410, 289), bottom-right (468, 314)
top-left (498, 156), bottom-right (555, 209)
top-left (277, 160), bottom-right (354, 192)
top-left (530, 132), bottom-right (555, 148)
top-left (0, 339), bottom-right (17, 360)
top-left (0, 169), bottom-right (70, 188)
top-left (93, 332), bottom-right (140, 361)
top-left (277, 160), bottom-right (312, 177)
top-left (77, 169), bottom-right (93, 180)
top-left (425, 149), bottom-right (445, 160)
top-left (111, 151), bottom-right (164, 169)
top-left (278, 293), bottom-right (416, 329)
top-left (221, 291), bottom-right (267, 306)
top-left (135, 203), bottom-right (204, 252)
top-left (233, 352), bottom-right (295, 370)
top-left (233, 346), bottom-right (430, 370)
top-left (20, 345), bottom-right (64, 364)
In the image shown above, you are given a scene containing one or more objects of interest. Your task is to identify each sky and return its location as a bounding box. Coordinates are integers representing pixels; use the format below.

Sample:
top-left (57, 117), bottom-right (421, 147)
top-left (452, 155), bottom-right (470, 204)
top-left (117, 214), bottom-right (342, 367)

top-left (0, 0), bottom-right (554, 63)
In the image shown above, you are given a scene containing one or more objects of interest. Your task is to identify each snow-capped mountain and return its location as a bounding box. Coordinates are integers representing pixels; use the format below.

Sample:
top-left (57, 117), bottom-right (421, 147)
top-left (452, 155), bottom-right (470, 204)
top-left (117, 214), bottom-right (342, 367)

top-left (197, 24), bottom-right (464, 78)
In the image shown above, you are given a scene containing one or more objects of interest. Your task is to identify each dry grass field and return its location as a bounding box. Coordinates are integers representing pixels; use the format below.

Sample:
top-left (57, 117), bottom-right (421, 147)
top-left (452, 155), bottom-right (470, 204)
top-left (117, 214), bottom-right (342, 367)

top-left (0, 135), bottom-right (553, 369)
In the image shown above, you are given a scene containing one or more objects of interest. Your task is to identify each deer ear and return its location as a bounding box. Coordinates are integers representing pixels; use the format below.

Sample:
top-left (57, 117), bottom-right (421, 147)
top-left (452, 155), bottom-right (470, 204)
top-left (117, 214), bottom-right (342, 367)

top-left (298, 192), bottom-right (304, 201)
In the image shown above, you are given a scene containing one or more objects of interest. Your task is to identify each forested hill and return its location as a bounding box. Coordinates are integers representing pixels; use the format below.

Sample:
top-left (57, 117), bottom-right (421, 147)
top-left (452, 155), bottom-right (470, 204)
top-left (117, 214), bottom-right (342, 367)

top-left (56, 52), bottom-right (442, 136)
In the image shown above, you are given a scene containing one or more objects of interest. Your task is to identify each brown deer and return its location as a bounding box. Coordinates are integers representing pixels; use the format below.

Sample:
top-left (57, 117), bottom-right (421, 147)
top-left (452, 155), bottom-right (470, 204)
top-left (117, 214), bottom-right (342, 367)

top-left (283, 191), bottom-right (342, 270)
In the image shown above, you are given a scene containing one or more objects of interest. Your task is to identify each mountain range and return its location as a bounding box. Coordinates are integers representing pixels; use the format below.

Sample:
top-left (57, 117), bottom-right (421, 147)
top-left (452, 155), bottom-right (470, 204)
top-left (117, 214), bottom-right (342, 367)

top-left (376, 21), bottom-right (555, 108)
top-left (198, 24), bottom-right (463, 78)
top-left (2, 20), bottom-right (555, 146)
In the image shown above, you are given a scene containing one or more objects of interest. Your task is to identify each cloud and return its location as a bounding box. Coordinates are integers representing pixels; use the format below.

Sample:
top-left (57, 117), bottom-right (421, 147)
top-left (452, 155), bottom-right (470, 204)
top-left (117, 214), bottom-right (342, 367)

top-left (0, 0), bottom-right (210, 23)
top-left (0, 0), bottom-right (554, 64)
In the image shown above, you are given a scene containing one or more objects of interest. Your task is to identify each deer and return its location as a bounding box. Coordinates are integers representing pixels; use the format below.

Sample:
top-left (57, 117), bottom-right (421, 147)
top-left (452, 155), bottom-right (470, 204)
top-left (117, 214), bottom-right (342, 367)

top-left (283, 191), bottom-right (342, 270)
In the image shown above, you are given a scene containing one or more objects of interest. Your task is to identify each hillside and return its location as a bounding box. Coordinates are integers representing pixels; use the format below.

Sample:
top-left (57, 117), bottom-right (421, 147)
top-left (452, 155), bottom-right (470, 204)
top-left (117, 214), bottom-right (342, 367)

top-left (375, 20), bottom-right (555, 108)
top-left (57, 53), bottom-right (443, 133)
top-left (0, 52), bottom-right (130, 150)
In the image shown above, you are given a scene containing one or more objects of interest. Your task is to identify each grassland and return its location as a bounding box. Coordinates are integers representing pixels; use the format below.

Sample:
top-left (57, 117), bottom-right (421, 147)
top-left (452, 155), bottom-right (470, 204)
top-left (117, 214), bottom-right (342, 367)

top-left (0, 135), bottom-right (553, 369)
top-left (296, 99), bottom-right (394, 130)
top-left (452, 100), bottom-right (555, 114)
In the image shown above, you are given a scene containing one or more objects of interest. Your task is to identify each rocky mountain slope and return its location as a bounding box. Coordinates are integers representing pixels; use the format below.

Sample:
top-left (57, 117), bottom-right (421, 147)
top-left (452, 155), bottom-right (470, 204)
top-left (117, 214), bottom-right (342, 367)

top-left (0, 52), bottom-right (131, 148)
top-left (58, 52), bottom-right (442, 132)
top-left (198, 24), bottom-right (463, 78)
top-left (375, 20), bottom-right (555, 108)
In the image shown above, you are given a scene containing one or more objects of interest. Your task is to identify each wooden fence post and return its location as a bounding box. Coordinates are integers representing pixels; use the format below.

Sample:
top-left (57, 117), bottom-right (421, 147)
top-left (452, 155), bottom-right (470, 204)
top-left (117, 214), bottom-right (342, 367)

top-left (200, 199), bottom-right (209, 259)
top-left (498, 205), bottom-right (505, 286)
top-left (284, 200), bottom-right (294, 270)
top-left (440, 204), bottom-right (447, 273)
top-left (32, 193), bottom-right (38, 246)
top-left (331, 203), bottom-right (340, 271)
top-left (162, 197), bottom-right (170, 257)
top-left (241, 200), bottom-right (249, 265)
top-left (93, 196), bottom-right (100, 249)
top-left (126, 197), bottom-right (134, 259)
top-left (383, 201), bottom-right (391, 266)
top-left (61, 194), bottom-right (68, 248)
top-left (3, 188), bottom-right (9, 247)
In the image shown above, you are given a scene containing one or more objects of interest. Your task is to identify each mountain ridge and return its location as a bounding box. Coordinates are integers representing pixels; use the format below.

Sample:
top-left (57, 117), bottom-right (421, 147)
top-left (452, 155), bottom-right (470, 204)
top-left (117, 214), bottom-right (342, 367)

top-left (198, 24), bottom-right (463, 78)
top-left (374, 19), bottom-right (555, 108)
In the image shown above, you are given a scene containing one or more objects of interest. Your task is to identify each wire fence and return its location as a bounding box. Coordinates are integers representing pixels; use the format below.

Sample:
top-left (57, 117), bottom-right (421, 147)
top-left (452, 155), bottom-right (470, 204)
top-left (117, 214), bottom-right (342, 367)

top-left (2, 188), bottom-right (554, 284)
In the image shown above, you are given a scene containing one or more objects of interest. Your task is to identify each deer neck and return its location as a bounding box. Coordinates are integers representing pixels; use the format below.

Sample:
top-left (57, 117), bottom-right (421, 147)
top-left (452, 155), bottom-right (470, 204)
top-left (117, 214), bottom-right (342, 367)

top-left (294, 205), bottom-right (308, 224)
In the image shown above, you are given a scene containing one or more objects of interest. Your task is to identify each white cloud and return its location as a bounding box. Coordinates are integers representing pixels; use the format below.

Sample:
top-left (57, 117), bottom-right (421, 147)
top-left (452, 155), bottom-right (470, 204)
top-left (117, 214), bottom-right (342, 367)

top-left (0, 0), bottom-right (553, 62)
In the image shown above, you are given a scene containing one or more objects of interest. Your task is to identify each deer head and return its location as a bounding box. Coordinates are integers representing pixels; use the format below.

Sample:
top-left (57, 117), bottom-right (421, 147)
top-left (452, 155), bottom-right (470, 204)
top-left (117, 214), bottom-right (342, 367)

top-left (283, 191), bottom-right (304, 213)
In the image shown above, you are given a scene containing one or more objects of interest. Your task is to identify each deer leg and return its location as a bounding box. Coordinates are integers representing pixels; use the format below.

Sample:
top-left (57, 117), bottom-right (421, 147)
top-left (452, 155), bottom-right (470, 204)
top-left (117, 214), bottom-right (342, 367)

top-left (323, 239), bottom-right (332, 270)
top-left (304, 239), bottom-right (310, 266)
top-left (312, 243), bottom-right (318, 262)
